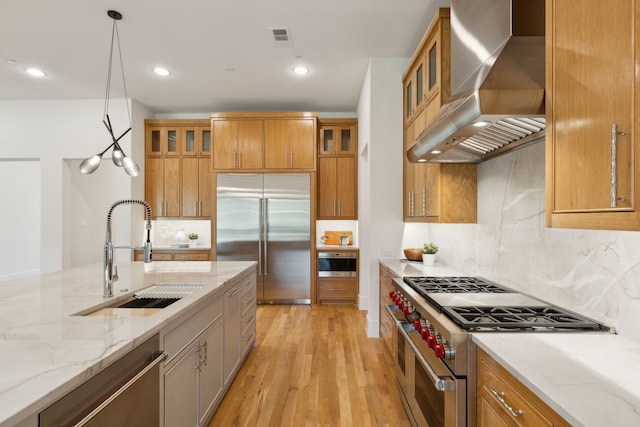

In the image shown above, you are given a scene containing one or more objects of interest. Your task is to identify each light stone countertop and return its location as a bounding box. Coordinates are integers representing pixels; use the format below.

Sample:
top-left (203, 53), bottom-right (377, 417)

top-left (0, 260), bottom-right (256, 427)
top-left (317, 245), bottom-right (359, 250)
top-left (379, 259), bottom-right (640, 426)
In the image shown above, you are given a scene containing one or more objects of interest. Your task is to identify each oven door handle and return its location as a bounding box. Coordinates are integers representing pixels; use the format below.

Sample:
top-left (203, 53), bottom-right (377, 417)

top-left (396, 322), bottom-right (456, 392)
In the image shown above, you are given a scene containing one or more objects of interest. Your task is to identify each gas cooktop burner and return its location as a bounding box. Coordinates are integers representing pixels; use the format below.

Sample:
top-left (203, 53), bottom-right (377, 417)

top-left (403, 276), bottom-right (512, 295)
top-left (443, 305), bottom-right (606, 331)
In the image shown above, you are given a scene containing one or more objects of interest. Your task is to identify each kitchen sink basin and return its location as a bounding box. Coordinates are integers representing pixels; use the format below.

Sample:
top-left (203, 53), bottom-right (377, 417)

top-left (76, 283), bottom-right (205, 316)
top-left (114, 297), bottom-right (181, 309)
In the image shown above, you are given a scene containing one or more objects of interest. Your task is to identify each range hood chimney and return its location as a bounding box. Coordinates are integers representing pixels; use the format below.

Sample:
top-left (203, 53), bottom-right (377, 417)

top-left (407, 0), bottom-right (545, 163)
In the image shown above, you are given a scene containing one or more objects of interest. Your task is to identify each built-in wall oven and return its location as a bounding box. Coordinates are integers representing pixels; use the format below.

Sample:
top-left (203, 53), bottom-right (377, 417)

top-left (317, 251), bottom-right (357, 277)
top-left (387, 276), bottom-right (609, 427)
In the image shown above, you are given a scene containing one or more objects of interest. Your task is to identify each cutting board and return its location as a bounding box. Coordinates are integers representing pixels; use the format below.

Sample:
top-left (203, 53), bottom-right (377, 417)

top-left (323, 231), bottom-right (353, 245)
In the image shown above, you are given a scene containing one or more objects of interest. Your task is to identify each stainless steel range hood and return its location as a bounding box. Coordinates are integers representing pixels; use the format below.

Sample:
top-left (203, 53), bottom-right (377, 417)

top-left (407, 0), bottom-right (545, 163)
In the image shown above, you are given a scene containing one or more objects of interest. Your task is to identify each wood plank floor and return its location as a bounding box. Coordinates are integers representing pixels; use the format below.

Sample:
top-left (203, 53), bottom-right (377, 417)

top-left (208, 305), bottom-right (412, 427)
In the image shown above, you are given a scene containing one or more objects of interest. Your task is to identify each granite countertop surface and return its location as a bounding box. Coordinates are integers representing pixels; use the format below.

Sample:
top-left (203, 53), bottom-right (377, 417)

top-left (379, 259), bottom-right (640, 427)
top-left (0, 260), bottom-right (255, 426)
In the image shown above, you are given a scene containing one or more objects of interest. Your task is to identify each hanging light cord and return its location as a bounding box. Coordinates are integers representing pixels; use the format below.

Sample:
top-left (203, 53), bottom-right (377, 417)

top-left (103, 15), bottom-right (131, 129)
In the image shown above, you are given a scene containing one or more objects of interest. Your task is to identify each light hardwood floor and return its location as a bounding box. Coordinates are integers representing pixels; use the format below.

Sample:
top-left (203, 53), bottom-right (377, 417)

top-left (208, 304), bottom-right (412, 427)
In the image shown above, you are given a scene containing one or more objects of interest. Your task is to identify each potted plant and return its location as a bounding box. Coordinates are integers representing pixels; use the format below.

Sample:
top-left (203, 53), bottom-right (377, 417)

top-left (420, 242), bottom-right (438, 266)
top-left (188, 233), bottom-right (199, 247)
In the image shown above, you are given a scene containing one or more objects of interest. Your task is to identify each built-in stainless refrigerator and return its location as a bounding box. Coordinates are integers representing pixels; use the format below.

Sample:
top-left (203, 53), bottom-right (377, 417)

top-left (216, 173), bottom-right (311, 304)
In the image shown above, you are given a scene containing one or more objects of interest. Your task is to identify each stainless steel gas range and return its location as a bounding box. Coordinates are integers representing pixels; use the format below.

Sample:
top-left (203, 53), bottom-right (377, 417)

top-left (386, 276), bottom-right (609, 427)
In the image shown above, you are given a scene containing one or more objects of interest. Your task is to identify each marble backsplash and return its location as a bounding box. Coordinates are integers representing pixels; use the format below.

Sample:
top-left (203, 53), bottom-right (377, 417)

top-left (151, 219), bottom-right (211, 248)
top-left (404, 142), bottom-right (640, 343)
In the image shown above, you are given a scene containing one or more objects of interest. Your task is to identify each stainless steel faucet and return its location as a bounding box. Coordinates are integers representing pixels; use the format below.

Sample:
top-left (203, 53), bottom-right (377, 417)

top-left (104, 199), bottom-right (153, 297)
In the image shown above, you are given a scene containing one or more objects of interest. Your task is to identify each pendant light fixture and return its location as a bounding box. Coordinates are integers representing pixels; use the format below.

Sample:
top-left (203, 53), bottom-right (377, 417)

top-left (79, 10), bottom-right (140, 177)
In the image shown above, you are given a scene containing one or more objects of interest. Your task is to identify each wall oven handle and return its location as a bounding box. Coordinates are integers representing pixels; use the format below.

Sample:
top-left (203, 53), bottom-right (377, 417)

top-left (396, 322), bottom-right (456, 392)
top-left (73, 351), bottom-right (167, 427)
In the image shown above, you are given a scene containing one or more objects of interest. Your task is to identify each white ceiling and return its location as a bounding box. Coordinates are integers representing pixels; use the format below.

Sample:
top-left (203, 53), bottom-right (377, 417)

top-left (0, 0), bottom-right (448, 114)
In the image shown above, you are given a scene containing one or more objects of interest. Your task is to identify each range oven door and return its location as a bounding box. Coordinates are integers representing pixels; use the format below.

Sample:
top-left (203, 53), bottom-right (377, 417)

top-left (395, 320), bottom-right (466, 427)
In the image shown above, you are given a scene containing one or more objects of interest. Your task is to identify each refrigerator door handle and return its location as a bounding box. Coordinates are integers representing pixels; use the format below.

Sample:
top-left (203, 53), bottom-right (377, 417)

top-left (263, 198), bottom-right (268, 275)
top-left (258, 198), bottom-right (263, 276)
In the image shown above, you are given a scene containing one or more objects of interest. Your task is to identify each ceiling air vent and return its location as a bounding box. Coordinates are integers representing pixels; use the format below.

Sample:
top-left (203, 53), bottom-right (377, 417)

top-left (270, 27), bottom-right (291, 46)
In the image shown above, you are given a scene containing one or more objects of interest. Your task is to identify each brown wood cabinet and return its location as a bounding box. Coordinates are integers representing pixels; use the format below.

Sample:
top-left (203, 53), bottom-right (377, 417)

top-left (264, 118), bottom-right (316, 170)
top-left (378, 264), bottom-right (397, 357)
top-left (145, 156), bottom-right (181, 218)
top-left (133, 249), bottom-right (210, 261)
top-left (477, 348), bottom-right (570, 427)
top-left (401, 8), bottom-right (476, 224)
top-left (317, 119), bottom-right (358, 220)
top-left (211, 119), bottom-right (264, 170)
top-left (145, 119), bottom-right (212, 219)
top-left (402, 8), bottom-right (450, 130)
top-left (210, 112), bottom-right (317, 172)
top-left (546, 0), bottom-right (640, 230)
top-left (317, 249), bottom-right (358, 305)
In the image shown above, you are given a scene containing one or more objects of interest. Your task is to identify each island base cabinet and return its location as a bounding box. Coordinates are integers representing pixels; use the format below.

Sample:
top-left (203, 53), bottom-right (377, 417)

top-left (164, 317), bottom-right (223, 427)
top-left (164, 345), bottom-right (198, 427)
top-left (198, 320), bottom-right (224, 425)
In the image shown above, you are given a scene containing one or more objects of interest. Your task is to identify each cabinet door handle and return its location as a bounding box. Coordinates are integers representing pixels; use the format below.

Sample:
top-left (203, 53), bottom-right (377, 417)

top-left (611, 123), bottom-right (627, 207)
top-left (202, 341), bottom-right (208, 366)
top-left (422, 187), bottom-right (426, 216)
top-left (490, 388), bottom-right (523, 418)
top-left (228, 286), bottom-right (241, 297)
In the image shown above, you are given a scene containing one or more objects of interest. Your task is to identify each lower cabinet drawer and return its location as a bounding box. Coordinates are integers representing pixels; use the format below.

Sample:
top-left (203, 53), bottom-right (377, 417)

top-left (477, 349), bottom-right (570, 427)
top-left (134, 250), bottom-right (210, 261)
top-left (150, 252), bottom-right (173, 261)
top-left (174, 251), bottom-right (209, 261)
top-left (317, 278), bottom-right (358, 303)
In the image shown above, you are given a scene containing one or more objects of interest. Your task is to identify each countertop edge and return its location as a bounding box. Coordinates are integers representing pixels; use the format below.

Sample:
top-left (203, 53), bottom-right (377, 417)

top-left (0, 261), bottom-right (256, 427)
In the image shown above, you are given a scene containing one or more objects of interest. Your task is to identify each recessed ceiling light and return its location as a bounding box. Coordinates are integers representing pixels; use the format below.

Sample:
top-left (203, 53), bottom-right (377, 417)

top-left (292, 65), bottom-right (309, 75)
top-left (26, 68), bottom-right (45, 77)
top-left (417, 159), bottom-right (427, 162)
top-left (153, 67), bottom-right (171, 77)
top-left (472, 121), bottom-right (490, 127)
top-left (430, 150), bottom-right (442, 155)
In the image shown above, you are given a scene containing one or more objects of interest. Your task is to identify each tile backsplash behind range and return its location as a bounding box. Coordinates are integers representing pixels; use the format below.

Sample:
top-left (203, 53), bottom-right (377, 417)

top-left (152, 220), bottom-right (211, 247)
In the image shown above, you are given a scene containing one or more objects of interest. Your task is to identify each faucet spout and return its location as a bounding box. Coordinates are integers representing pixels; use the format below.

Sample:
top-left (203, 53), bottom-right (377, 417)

top-left (104, 199), bottom-right (153, 297)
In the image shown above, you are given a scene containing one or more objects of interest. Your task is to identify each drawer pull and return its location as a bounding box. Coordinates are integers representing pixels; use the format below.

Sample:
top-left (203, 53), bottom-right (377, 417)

top-left (329, 288), bottom-right (346, 291)
top-left (490, 388), bottom-right (523, 418)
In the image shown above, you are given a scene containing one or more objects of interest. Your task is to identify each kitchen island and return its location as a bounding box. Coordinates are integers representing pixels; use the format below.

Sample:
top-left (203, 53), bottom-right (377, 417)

top-left (380, 259), bottom-right (640, 427)
top-left (0, 260), bottom-right (256, 427)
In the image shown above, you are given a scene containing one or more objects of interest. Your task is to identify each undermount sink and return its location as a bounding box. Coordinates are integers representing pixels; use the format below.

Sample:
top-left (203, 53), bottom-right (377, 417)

top-left (77, 283), bottom-right (205, 316)
top-left (114, 296), bottom-right (181, 309)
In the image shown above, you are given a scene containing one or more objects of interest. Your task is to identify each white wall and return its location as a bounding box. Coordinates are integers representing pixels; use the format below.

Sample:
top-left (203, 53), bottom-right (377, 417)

top-left (0, 160), bottom-right (41, 280)
top-left (0, 99), bottom-right (151, 276)
top-left (357, 58), bottom-right (407, 336)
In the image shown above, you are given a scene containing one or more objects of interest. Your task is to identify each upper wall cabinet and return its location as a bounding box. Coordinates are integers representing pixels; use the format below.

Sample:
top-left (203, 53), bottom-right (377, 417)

top-left (317, 118), bottom-right (358, 220)
top-left (402, 8), bottom-right (476, 224)
top-left (403, 8), bottom-right (450, 133)
top-left (144, 119), bottom-right (212, 219)
top-left (546, 0), bottom-right (640, 230)
top-left (264, 118), bottom-right (316, 170)
top-left (210, 112), bottom-right (317, 172)
top-left (211, 119), bottom-right (264, 170)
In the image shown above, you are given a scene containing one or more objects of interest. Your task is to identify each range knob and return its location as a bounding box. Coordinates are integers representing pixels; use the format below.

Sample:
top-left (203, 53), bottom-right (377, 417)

top-left (402, 303), bottom-right (413, 315)
top-left (421, 327), bottom-right (434, 340)
top-left (427, 333), bottom-right (442, 349)
top-left (434, 343), bottom-right (455, 359)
